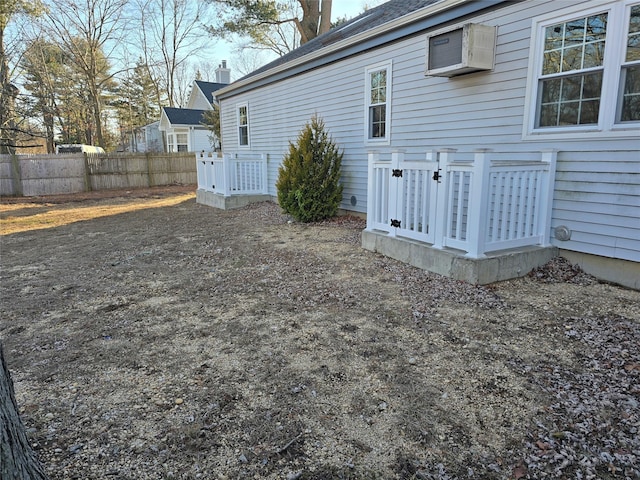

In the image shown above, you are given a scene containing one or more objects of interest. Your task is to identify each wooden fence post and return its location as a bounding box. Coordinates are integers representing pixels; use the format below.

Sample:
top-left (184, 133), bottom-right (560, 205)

top-left (10, 154), bottom-right (23, 196)
top-left (83, 153), bottom-right (92, 192)
top-left (146, 153), bottom-right (153, 187)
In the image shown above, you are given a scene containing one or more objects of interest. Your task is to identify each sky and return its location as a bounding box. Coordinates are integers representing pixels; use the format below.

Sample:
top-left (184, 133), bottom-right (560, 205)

top-left (332, 0), bottom-right (386, 20)
top-left (211, 0), bottom-right (387, 81)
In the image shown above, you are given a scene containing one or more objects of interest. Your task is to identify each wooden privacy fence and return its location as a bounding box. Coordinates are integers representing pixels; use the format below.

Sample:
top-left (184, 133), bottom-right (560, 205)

top-left (0, 152), bottom-right (197, 197)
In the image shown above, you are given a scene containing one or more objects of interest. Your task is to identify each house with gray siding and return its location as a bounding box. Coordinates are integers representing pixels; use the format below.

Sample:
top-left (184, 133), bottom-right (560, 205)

top-left (198, 0), bottom-right (639, 288)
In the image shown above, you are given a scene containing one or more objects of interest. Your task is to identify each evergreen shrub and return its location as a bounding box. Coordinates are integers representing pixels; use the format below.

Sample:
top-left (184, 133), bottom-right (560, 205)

top-left (276, 116), bottom-right (343, 222)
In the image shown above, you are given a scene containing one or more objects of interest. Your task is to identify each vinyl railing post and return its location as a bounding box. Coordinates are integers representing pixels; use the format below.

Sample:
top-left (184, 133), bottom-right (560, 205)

top-left (222, 153), bottom-right (232, 197)
top-left (210, 156), bottom-right (218, 193)
top-left (195, 153), bottom-right (202, 190)
top-left (433, 148), bottom-right (456, 249)
top-left (465, 149), bottom-right (492, 258)
top-left (539, 149), bottom-right (557, 247)
top-left (366, 151), bottom-right (379, 231)
top-left (261, 153), bottom-right (269, 194)
top-left (388, 150), bottom-right (404, 237)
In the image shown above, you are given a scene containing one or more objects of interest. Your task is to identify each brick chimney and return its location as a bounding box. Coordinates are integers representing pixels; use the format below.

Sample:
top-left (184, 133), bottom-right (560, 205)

top-left (215, 60), bottom-right (231, 84)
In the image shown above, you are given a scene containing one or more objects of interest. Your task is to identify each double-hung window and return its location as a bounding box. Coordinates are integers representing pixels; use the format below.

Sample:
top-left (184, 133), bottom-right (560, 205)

top-left (365, 61), bottom-right (392, 143)
top-left (620, 3), bottom-right (640, 121)
top-left (237, 103), bottom-right (249, 147)
top-left (176, 133), bottom-right (188, 152)
top-left (525, 0), bottom-right (640, 137)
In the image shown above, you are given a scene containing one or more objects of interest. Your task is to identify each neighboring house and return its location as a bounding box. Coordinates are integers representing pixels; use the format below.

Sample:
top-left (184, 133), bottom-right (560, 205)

top-left (127, 121), bottom-right (163, 153)
top-left (201, 0), bottom-right (639, 288)
top-left (159, 62), bottom-right (231, 152)
top-left (186, 65), bottom-right (230, 110)
top-left (159, 107), bottom-right (211, 152)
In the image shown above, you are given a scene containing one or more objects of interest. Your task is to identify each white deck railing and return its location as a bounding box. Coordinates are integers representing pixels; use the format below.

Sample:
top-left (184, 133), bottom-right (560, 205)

top-left (196, 152), bottom-right (268, 196)
top-left (366, 149), bottom-right (557, 258)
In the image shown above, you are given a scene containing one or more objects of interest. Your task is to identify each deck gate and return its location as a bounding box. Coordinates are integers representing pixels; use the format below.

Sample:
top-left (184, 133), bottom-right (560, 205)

top-left (196, 152), bottom-right (268, 196)
top-left (367, 151), bottom-right (440, 244)
top-left (366, 149), bottom-right (557, 258)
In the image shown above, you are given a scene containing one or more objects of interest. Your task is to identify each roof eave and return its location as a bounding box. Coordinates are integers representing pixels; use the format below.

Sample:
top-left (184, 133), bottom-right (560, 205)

top-left (214, 0), bottom-right (473, 99)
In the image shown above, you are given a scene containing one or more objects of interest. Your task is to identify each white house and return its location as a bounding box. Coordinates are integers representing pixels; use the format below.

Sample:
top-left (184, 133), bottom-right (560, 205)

top-left (159, 62), bottom-right (231, 152)
top-left (159, 107), bottom-right (211, 152)
top-left (198, 0), bottom-right (640, 288)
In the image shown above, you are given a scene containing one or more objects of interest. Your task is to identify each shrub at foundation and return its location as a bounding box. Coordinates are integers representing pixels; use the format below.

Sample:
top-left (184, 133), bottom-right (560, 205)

top-left (276, 116), bottom-right (343, 222)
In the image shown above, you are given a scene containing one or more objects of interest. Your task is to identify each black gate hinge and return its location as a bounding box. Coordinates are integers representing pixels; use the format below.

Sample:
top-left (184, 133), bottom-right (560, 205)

top-left (390, 219), bottom-right (401, 228)
top-left (392, 169), bottom-right (403, 178)
top-left (432, 169), bottom-right (442, 183)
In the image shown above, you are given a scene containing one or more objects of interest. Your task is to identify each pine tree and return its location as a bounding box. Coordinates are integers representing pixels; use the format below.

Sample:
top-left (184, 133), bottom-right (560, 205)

top-left (276, 116), bottom-right (343, 222)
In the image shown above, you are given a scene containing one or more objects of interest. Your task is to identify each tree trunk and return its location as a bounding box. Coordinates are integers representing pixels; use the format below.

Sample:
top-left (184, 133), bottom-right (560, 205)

top-left (298, 0), bottom-right (320, 44)
top-left (0, 23), bottom-right (17, 155)
top-left (319, 0), bottom-right (332, 36)
top-left (0, 344), bottom-right (49, 480)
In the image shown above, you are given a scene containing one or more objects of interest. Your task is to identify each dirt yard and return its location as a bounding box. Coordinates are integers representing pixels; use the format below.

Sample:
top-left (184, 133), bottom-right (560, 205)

top-left (1, 186), bottom-right (638, 480)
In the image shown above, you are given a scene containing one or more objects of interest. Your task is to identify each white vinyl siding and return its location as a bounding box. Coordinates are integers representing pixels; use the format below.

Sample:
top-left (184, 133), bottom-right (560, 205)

top-left (187, 89), bottom-right (213, 110)
top-left (191, 130), bottom-right (213, 152)
top-left (218, 0), bottom-right (638, 262)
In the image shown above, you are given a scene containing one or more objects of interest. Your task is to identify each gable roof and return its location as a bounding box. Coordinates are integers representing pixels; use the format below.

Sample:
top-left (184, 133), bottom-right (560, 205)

top-left (193, 80), bottom-right (228, 105)
top-left (215, 0), bottom-right (511, 99)
top-left (162, 107), bottom-right (208, 127)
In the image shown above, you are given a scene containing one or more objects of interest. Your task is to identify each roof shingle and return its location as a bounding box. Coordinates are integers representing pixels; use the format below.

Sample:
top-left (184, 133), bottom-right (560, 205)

top-left (162, 107), bottom-right (208, 126)
top-left (194, 80), bottom-right (228, 105)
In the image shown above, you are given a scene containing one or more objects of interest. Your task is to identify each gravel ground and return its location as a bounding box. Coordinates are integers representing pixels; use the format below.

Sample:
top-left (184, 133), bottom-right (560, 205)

top-left (1, 187), bottom-right (638, 479)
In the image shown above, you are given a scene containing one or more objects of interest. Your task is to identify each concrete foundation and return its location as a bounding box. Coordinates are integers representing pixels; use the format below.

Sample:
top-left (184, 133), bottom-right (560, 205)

top-left (196, 189), bottom-right (272, 210)
top-left (559, 250), bottom-right (639, 290)
top-left (362, 229), bottom-right (558, 284)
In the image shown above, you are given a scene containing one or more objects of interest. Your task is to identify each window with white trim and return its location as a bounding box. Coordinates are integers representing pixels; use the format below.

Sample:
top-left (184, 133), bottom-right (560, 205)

top-left (365, 62), bottom-right (391, 143)
top-left (237, 103), bottom-right (249, 146)
top-left (619, 3), bottom-right (640, 121)
top-left (167, 133), bottom-right (175, 152)
top-left (526, 0), bottom-right (640, 135)
top-left (176, 133), bottom-right (188, 152)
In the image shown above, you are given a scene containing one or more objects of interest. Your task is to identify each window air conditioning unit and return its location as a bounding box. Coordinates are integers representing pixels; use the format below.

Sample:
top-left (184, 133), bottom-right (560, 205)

top-left (426, 23), bottom-right (496, 77)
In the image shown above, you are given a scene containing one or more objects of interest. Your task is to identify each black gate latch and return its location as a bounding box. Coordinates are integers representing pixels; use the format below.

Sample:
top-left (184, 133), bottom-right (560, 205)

top-left (432, 169), bottom-right (442, 182)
